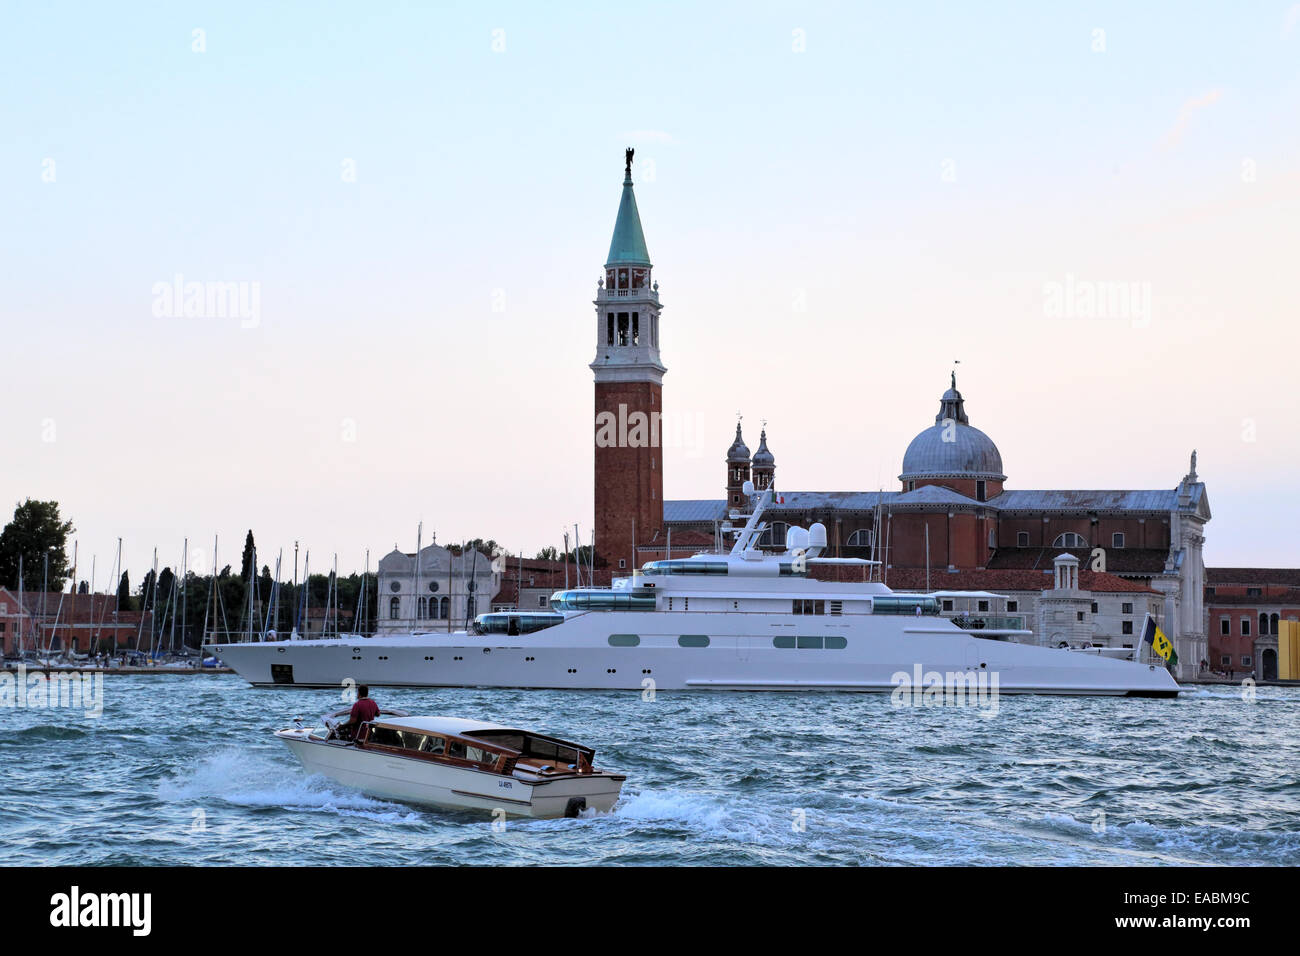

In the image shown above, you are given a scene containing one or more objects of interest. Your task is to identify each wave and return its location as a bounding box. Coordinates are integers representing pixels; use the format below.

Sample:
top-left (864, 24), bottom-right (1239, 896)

top-left (9, 725), bottom-right (89, 741)
top-left (157, 748), bottom-right (423, 824)
top-left (1037, 809), bottom-right (1300, 865)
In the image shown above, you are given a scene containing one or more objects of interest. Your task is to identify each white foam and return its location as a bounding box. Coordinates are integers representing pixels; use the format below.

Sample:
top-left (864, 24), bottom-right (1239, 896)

top-left (158, 748), bottom-right (422, 823)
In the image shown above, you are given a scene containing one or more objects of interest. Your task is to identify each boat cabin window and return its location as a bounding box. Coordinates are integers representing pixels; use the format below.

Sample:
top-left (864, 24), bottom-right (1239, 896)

top-left (469, 731), bottom-right (584, 767)
top-left (421, 735), bottom-right (446, 755)
top-left (465, 745), bottom-right (498, 768)
top-left (793, 599), bottom-right (825, 615)
top-left (368, 726), bottom-right (403, 748)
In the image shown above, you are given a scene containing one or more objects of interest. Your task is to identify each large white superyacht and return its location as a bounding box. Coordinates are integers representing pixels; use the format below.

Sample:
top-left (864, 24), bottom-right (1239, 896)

top-left (207, 484), bottom-right (1180, 697)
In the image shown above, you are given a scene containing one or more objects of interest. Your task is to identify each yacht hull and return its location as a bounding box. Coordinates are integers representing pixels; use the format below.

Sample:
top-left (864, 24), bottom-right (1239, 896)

top-left (276, 730), bottom-right (624, 818)
top-left (210, 610), bottom-right (1180, 697)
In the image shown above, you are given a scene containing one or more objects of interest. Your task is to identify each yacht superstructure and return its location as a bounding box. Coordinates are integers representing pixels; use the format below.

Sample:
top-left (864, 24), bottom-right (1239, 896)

top-left (208, 485), bottom-right (1180, 697)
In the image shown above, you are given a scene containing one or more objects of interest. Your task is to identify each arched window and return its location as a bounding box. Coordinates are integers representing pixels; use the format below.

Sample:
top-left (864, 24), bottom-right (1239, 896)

top-left (389, 596), bottom-right (400, 620)
top-left (440, 597), bottom-right (449, 619)
top-left (845, 529), bottom-right (873, 548)
top-left (1051, 532), bottom-right (1088, 548)
top-left (758, 521), bottom-right (790, 548)
top-left (1261, 612), bottom-right (1269, 636)
top-left (1270, 613), bottom-right (1279, 636)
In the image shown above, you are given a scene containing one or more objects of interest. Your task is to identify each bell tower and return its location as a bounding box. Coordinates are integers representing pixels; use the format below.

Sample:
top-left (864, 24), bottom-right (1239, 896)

top-left (592, 149), bottom-right (665, 569)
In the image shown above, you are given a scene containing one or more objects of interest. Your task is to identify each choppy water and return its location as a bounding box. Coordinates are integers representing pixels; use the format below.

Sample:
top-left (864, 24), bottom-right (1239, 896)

top-left (2, 675), bottom-right (1298, 866)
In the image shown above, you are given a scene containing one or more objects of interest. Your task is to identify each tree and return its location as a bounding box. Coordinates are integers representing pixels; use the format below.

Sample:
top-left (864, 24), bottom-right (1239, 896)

top-left (240, 530), bottom-right (257, 583)
top-left (0, 499), bottom-right (75, 589)
top-left (139, 568), bottom-right (158, 611)
top-left (536, 546), bottom-right (559, 561)
top-left (117, 571), bottom-right (131, 610)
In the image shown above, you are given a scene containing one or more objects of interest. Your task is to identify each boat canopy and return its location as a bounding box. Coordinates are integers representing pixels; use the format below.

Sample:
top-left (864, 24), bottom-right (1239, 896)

top-left (872, 595), bottom-right (941, 615)
top-left (472, 612), bottom-right (564, 636)
top-left (549, 590), bottom-right (656, 612)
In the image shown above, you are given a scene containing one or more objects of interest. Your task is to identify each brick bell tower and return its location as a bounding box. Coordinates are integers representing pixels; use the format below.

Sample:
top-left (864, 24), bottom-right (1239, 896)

top-left (592, 148), bottom-right (665, 570)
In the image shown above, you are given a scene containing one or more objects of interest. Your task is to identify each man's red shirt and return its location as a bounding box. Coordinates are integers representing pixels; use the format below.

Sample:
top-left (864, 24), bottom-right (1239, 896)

top-left (350, 698), bottom-right (380, 724)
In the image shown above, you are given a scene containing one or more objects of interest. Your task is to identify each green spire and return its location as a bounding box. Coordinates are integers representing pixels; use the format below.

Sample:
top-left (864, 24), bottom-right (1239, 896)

top-left (605, 150), bottom-right (651, 268)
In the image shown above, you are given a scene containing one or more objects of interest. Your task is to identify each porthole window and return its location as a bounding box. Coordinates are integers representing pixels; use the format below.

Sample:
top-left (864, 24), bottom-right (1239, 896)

top-left (428, 581), bottom-right (439, 593)
top-left (389, 581), bottom-right (401, 593)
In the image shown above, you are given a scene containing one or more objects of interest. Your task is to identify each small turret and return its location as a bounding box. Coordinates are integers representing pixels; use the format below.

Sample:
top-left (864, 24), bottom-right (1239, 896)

top-left (752, 427), bottom-right (775, 491)
top-left (726, 421), bottom-right (751, 507)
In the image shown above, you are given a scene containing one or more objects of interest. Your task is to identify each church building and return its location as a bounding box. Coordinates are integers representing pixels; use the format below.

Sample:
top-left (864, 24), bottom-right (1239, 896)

top-left (586, 151), bottom-right (1210, 678)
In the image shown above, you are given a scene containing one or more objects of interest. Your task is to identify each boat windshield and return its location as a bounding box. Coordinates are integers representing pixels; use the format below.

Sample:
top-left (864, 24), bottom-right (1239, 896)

top-left (549, 590), bottom-right (656, 612)
top-left (472, 612), bottom-right (564, 636)
top-left (640, 559), bottom-right (728, 576)
top-left (871, 595), bottom-right (941, 616)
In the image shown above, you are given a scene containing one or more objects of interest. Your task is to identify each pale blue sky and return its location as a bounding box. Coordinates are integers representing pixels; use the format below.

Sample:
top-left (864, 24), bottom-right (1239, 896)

top-left (4, 1), bottom-right (1299, 580)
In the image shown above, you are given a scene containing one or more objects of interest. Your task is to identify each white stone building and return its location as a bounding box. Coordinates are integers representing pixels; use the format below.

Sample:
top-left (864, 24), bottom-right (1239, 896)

top-left (375, 543), bottom-right (498, 634)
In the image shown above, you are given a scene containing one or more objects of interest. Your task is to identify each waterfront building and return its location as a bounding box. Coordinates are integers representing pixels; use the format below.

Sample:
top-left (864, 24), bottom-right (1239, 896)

top-left (374, 543), bottom-right (498, 634)
top-left (0, 588), bottom-right (153, 654)
top-left (1204, 568), bottom-right (1300, 680)
top-left (657, 385), bottom-right (1209, 679)
top-left (579, 154), bottom-right (1209, 677)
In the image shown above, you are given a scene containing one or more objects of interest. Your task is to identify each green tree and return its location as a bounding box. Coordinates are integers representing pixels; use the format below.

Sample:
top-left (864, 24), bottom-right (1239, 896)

top-left (0, 499), bottom-right (75, 589)
top-left (139, 568), bottom-right (157, 611)
top-left (536, 546), bottom-right (559, 561)
top-left (240, 530), bottom-right (257, 583)
top-left (117, 571), bottom-right (132, 610)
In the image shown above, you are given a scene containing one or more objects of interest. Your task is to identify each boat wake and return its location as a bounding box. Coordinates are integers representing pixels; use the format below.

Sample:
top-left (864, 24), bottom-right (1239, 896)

top-left (158, 749), bottom-right (423, 824)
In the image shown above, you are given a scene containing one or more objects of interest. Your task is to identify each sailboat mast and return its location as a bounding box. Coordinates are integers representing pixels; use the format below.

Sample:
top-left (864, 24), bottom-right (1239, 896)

top-left (412, 523), bottom-right (422, 630)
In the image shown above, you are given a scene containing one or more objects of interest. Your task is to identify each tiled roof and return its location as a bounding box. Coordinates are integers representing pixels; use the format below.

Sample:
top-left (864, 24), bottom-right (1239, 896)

top-left (991, 487), bottom-right (1202, 513)
top-left (888, 485), bottom-right (982, 507)
top-left (808, 566), bottom-right (1157, 594)
top-left (663, 499), bottom-right (729, 522)
top-left (1206, 590), bottom-right (1300, 607)
top-left (1206, 568), bottom-right (1300, 586)
top-left (667, 485), bottom-right (1203, 522)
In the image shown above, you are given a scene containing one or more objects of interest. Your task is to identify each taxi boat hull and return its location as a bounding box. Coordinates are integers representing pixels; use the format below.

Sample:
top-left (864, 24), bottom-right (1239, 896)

top-left (276, 729), bottom-right (625, 818)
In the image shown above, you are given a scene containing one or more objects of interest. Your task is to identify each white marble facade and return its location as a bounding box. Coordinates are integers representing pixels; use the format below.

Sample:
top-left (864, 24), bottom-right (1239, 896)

top-left (376, 544), bottom-right (498, 633)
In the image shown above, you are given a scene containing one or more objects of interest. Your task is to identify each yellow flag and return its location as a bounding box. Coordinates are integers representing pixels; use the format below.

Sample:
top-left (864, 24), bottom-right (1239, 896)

top-left (1152, 625), bottom-right (1173, 661)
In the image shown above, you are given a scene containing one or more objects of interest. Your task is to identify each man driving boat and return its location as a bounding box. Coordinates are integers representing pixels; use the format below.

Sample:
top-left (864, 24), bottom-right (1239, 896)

top-left (326, 685), bottom-right (392, 740)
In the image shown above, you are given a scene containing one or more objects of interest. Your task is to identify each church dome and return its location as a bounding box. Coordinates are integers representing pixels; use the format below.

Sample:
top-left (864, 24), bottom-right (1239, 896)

top-left (752, 428), bottom-right (774, 467)
top-left (727, 422), bottom-right (750, 463)
top-left (900, 376), bottom-right (1006, 482)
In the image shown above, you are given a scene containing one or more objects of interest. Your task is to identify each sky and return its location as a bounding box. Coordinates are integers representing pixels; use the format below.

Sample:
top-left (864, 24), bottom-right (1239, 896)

top-left (3, 1), bottom-right (1299, 584)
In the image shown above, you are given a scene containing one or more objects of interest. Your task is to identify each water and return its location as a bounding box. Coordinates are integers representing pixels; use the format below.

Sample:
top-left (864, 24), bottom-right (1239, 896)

top-left (2, 675), bottom-right (1298, 866)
